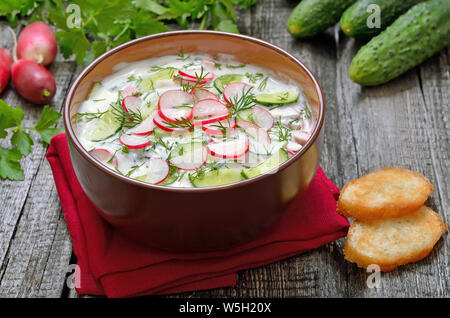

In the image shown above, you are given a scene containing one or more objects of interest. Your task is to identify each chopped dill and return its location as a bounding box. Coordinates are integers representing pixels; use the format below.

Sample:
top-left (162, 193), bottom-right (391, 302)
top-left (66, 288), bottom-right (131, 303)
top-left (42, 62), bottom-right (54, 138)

top-left (177, 48), bottom-right (190, 61)
top-left (257, 76), bottom-right (269, 91)
top-left (272, 120), bottom-right (291, 142)
top-left (245, 72), bottom-right (264, 84)
top-left (77, 110), bottom-right (107, 122)
top-left (226, 63), bottom-right (246, 69)
top-left (300, 103), bottom-right (312, 119)
top-left (162, 117), bottom-right (194, 130)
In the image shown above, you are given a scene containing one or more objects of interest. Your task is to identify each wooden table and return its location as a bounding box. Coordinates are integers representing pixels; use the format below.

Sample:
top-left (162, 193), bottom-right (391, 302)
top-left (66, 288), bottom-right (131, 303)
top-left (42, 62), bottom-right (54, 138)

top-left (0, 0), bottom-right (448, 298)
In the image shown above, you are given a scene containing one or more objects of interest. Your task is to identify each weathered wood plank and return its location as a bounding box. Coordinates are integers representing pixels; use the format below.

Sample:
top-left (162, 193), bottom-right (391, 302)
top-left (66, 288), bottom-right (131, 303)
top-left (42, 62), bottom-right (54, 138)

top-left (334, 32), bottom-right (449, 297)
top-left (0, 20), bottom-right (78, 297)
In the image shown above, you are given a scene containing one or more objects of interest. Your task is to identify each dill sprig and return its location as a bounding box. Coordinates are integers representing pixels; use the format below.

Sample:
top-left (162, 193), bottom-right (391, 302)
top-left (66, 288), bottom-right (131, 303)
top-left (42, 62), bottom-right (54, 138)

top-left (176, 48), bottom-right (190, 61)
top-left (272, 120), bottom-right (291, 142)
top-left (245, 72), bottom-right (264, 84)
top-left (77, 110), bottom-right (108, 122)
top-left (300, 103), bottom-right (312, 119)
top-left (110, 92), bottom-right (143, 128)
top-left (227, 86), bottom-right (256, 117)
top-left (177, 66), bottom-right (210, 92)
top-left (257, 76), bottom-right (269, 91)
top-left (162, 117), bottom-right (194, 130)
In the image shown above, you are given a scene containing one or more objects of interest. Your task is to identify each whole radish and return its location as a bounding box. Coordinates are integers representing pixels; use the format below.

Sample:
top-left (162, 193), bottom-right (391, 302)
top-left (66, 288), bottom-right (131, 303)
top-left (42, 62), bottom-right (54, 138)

top-left (11, 59), bottom-right (56, 104)
top-left (0, 48), bottom-right (13, 93)
top-left (16, 21), bottom-right (57, 66)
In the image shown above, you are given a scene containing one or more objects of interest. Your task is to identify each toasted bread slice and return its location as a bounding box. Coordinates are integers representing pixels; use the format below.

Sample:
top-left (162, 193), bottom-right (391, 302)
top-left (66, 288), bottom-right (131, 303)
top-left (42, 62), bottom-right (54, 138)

top-left (338, 167), bottom-right (433, 221)
top-left (344, 206), bottom-right (443, 271)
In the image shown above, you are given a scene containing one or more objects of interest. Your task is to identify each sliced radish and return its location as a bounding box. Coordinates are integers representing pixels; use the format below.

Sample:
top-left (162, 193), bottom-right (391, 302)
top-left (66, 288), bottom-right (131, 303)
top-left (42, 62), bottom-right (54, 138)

top-left (137, 157), bottom-right (170, 185)
top-left (119, 134), bottom-right (151, 149)
top-left (158, 89), bottom-right (194, 122)
top-left (89, 148), bottom-right (119, 168)
top-left (129, 112), bottom-right (156, 136)
top-left (153, 112), bottom-right (189, 133)
top-left (169, 142), bottom-right (207, 171)
top-left (207, 134), bottom-right (249, 159)
top-left (122, 96), bottom-right (142, 113)
top-left (202, 117), bottom-right (236, 135)
top-left (236, 120), bottom-right (271, 144)
top-left (292, 130), bottom-right (312, 146)
top-left (122, 85), bottom-right (139, 97)
top-left (191, 88), bottom-right (219, 101)
top-left (202, 60), bottom-right (216, 71)
top-left (192, 99), bottom-right (230, 126)
top-left (237, 120), bottom-right (272, 155)
top-left (252, 106), bottom-right (274, 131)
top-left (223, 82), bottom-right (253, 104)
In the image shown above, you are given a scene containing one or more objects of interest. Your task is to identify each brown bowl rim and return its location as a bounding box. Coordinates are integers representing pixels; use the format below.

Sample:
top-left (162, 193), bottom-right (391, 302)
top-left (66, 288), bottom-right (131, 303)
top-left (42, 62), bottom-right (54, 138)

top-left (63, 30), bottom-right (325, 193)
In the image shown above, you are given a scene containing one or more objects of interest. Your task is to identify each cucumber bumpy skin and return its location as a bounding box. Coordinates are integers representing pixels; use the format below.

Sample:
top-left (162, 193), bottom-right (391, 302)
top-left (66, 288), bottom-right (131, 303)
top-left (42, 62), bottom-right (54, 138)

top-left (287, 0), bottom-right (356, 38)
top-left (341, 0), bottom-right (424, 38)
top-left (349, 0), bottom-right (450, 86)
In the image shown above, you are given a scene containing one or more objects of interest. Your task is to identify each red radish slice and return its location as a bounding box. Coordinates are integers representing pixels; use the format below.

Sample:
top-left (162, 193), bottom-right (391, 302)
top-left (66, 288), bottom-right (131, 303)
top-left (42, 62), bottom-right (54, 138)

top-left (202, 117), bottom-right (236, 135)
top-left (223, 82), bottom-right (253, 104)
top-left (202, 60), bottom-right (216, 71)
top-left (252, 106), bottom-right (274, 131)
top-left (158, 89), bottom-right (194, 122)
top-left (191, 88), bottom-right (219, 101)
top-left (119, 134), bottom-right (151, 149)
top-left (207, 134), bottom-right (249, 159)
top-left (122, 96), bottom-right (142, 113)
top-left (192, 99), bottom-right (230, 125)
top-left (169, 143), bottom-right (207, 171)
top-left (153, 112), bottom-right (189, 133)
top-left (139, 157), bottom-right (170, 185)
top-left (236, 120), bottom-right (271, 144)
top-left (122, 85), bottom-right (139, 97)
top-left (89, 148), bottom-right (119, 168)
top-left (292, 130), bottom-right (311, 146)
top-left (177, 70), bottom-right (214, 82)
top-left (16, 21), bottom-right (57, 66)
top-left (129, 112), bottom-right (156, 136)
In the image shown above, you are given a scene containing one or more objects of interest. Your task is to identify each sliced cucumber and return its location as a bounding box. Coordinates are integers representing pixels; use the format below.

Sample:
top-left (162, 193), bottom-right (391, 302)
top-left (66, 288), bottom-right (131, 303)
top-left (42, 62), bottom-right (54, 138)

top-left (213, 74), bottom-right (243, 93)
top-left (245, 149), bottom-right (289, 178)
top-left (254, 90), bottom-right (299, 106)
top-left (140, 67), bottom-right (177, 91)
top-left (87, 109), bottom-right (122, 142)
top-left (88, 82), bottom-right (102, 99)
top-left (189, 168), bottom-right (244, 187)
top-left (159, 164), bottom-right (179, 186)
top-left (169, 142), bottom-right (207, 170)
top-left (236, 108), bottom-right (253, 122)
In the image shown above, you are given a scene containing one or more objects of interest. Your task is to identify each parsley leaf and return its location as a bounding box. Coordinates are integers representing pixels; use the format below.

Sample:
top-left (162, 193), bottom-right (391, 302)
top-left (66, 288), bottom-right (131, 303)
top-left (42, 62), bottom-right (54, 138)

top-left (34, 105), bottom-right (65, 144)
top-left (11, 130), bottom-right (33, 156)
top-left (0, 147), bottom-right (24, 181)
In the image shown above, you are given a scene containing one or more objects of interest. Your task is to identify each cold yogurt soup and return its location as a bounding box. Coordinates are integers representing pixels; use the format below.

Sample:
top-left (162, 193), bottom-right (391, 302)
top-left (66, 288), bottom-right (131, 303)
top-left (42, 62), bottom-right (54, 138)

top-left (76, 51), bottom-right (314, 187)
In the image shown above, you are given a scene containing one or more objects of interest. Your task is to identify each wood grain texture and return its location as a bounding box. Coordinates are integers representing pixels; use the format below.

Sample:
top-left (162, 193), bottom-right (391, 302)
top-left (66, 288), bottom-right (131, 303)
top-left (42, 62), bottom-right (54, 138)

top-left (0, 0), bottom-right (448, 298)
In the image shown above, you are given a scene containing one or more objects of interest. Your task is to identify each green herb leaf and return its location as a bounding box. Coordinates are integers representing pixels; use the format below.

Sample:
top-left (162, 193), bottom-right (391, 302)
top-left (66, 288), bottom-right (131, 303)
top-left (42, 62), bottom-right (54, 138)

top-left (34, 105), bottom-right (63, 144)
top-left (0, 100), bottom-right (24, 138)
top-left (0, 147), bottom-right (24, 181)
top-left (11, 130), bottom-right (33, 156)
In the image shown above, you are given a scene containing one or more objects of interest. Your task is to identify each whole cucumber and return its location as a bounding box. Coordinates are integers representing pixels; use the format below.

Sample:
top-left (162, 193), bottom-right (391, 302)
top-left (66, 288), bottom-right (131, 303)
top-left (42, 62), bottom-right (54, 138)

top-left (287, 0), bottom-right (356, 38)
top-left (349, 0), bottom-right (450, 86)
top-left (341, 0), bottom-right (424, 38)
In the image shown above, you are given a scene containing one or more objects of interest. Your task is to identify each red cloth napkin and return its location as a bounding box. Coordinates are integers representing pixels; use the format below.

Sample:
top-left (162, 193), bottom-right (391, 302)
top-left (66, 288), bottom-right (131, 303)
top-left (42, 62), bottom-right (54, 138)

top-left (46, 133), bottom-right (349, 298)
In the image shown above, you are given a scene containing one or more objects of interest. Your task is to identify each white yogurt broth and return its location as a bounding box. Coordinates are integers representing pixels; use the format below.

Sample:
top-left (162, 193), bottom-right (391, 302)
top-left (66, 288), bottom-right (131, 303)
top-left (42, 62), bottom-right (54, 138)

top-left (76, 52), bottom-right (315, 188)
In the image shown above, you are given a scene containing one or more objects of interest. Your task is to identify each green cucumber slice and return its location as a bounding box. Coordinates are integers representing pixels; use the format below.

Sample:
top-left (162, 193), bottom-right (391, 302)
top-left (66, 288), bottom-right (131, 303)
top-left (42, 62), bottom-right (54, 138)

top-left (213, 74), bottom-right (243, 93)
top-left (189, 168), bottom-right (244, 187)
top-left (159, 164), bottom-right (179, 186)
top-left (87, 109), bottom-right (122, 142)
top-left (236, 108), bottom-right (253, 122)
top-left (140, 67), bottom-right (177, 91)
top-left (245, 149), bottom-right (289, 178)
top-left (88, 82), bottom-right (102, 99)
top-left (254, 90), bottom-right (299, 106)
